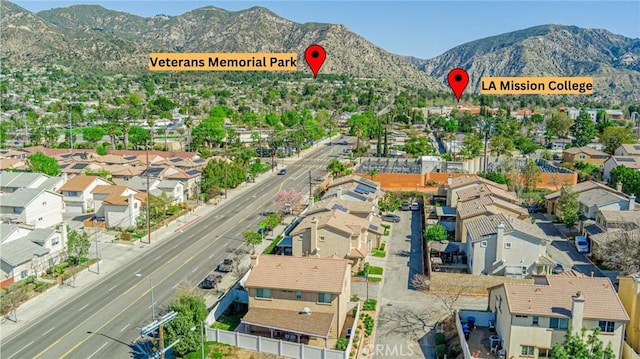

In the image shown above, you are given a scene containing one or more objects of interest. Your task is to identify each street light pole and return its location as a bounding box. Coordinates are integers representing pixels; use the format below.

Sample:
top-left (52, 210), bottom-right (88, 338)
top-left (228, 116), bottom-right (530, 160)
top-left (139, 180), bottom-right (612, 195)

top-left (94, 219), bottom-right (100, 274)
top-left (136, 273), bottom-right (155, 321)
top-left (200, 321), bottom-right (205, 359)
top-left (146, 139), bottom-right (151, 245)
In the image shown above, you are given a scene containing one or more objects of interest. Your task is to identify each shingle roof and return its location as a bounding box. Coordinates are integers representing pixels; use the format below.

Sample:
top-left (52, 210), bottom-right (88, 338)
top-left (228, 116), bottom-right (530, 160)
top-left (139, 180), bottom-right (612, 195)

top-left (307, 197), bottom-right (376, 216)
top-left (245, 255), bottom-right (349, 293)
top-left (491, 275), bottom-right (629, 322)
top-left (0, 238), bottom-right (49, 267)
top-left (0, 172), bottom-right (48, 189)
top-left (608, 156), bottom-right (640, 169)
top-left (578, 188), bottom-right (627, 207)
top-left (597, 210), bottom-right (640, 225)
top-left (0, 188), bottom-right (58, 207)
top-left (464, 213), bottom-right (514, 241)
top-left (449, 175), bottom-right (509, 190)
top-left (0, 223), bottom-right (19, 243)
top-left (545, 180), bottom-right (609, 200)
top-left (456, 184), bottom-right (518, 203)
top-left (58, 175), bottom-right (104, 192)
top-left (564, 146), bottom-right (608, 157)
top-left (241, 308), bottom-right (334, 337)
top-left (457, 195), bottom-right (527, 219)
top-left (617, 144), bottom-right (640, 156)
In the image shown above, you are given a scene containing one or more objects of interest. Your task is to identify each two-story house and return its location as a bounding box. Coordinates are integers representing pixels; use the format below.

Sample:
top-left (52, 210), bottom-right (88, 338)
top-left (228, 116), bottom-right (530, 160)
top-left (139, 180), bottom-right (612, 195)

top-left (545, 180), bottom-right (625, 216)
top-left (488, 275), bottom-right (630, 359)
top-left (618, 273), bottom-right (640, 356)
top-left (614, 144), bottom-right (640, 157)
top-left (0, 188), bottom-right (64, 228)
top-left (323, 176), bottom-right (381, 204)
top-left (562, 146), bottom-right (610, 167)
top-left (241, 255), bottom-right (351, 347)
top-left (577, 190), bottom-right (636, 220)
top-left (444, 175), bottom-right (511, 207)
top-left (0, 172), bottom-right (64, 193)
top-left (92, 185), bottom-right (145, 229)
top-left (306, 197), bottom-right (378, 219)
top-left (57, 175), bottom-right (112, 213)
top-left (465, 213), bottom-right (553, 277)
top-left (455, 193), bottom-right (529, 242)
top-left (603, 156), bottom-right (640, 181)
top-left (289, 209), bottom-right (383, 270)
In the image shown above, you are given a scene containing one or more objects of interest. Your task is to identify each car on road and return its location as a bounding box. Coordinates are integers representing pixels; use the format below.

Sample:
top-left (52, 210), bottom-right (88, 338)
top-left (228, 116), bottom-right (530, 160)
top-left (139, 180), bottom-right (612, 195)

top-left (401, 201), bottom-right (410, 211)
top-left (218, 258), bottom-right (235, 272)
top-left (575, 235), bottom-right (589, 253)
top-left (552, 263), bottom-right (564, 274)
top-left (277, 168), bottom-right (287, 175)
top-left (382, 214), bottom-right (401, 223)
top-left (410, 203), bottom-right (420, 211)
top-left (200, 274), bottom-right (223, 289)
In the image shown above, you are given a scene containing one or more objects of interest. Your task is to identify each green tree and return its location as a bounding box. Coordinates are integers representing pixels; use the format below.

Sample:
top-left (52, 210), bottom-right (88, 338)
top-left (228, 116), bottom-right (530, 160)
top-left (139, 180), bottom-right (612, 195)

top-left (163, 292), bottom-right (208, 358)
top-left (489, 136), bottom-right (515, 157)
top-left (262, 213), bottom-right (281, 230)
top-left (0, 122), bottom-right (7, 148)
top-left (327, 159), bottom-right (350, 178)
top-left (243, 229), bottom-right (263, 254)
top-left (558, 184), bottom-right (579, 232)
top-left (378, 191), bottom-right (402, 213)
top-left (478, 171), bottom-right (509, 185)
top-left (27, 152), bottom-right (60, 176)
top-left (404, 134), bottom-right (435, 157)
top-left (550, 327), bottom-right (615, 359)
top-left (128, 126), bottom-right (150, 148)
top-left (461, 133), bottom-right (483, 157)
top-left (522, 159), bottom-right (542, 191)
top-left (600, 126), bottom-right (636, 154)
top-left (81, 126), bottom-right (105, 146)
top-left (545, 112), bottom-right (573, 138)
top-left (424, 224), bottom-right (448, 242)
top-left (609, 165), bottom-right (640, 197)
top-left (571, 110), bottom-right (597, 147)
top-left (66, 229), bottom-right (90, 265)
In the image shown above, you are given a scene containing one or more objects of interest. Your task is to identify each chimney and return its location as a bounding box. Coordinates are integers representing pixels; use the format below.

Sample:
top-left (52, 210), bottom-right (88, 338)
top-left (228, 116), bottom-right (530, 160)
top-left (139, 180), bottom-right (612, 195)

top-left (62, 172), bottom-right (68, 183)
top-left (310, 217), bottom-right (319, 254)
top-left (616, 181), bottom-right (623, 192)
top-left (496, 222), bottom-right (505, 263)
top-left (447, 175), bottom-right (453, 186)
top-left (337, 186), bottom-right (343, 199)
top-left (571, 291), bottom-right (586, 332)
top-left (629, 194), bottom-right (636, 211)
top-left (250, 254), bottom-right (259, 268)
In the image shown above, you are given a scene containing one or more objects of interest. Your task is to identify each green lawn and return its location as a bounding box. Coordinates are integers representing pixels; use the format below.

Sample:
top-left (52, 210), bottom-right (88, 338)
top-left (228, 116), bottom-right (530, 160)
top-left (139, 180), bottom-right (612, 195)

top-left (372, 249), bottom-right (386, 257)
top-left (368, 265), bottom-right (383, 275)
top-left (210, 311), bottom-right (243, 331)
top-left (368, 276), bottom-right (382, 282)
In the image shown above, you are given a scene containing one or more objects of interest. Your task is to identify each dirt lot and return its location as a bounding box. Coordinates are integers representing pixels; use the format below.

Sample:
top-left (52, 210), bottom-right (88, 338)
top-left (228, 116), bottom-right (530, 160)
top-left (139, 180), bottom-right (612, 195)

top-left (429, 272), bottom-right (533, 295)
top-left (197, 342), bottom-right (286, 359)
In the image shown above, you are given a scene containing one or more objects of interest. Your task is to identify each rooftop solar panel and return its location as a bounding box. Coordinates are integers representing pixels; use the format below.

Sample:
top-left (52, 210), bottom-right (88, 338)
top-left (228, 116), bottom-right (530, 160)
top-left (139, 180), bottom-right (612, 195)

top-left (194, 158), bottom-right (205, 163)
top-left (331, 203), bottom-right (348, 212)
top-left (170, 158), bottom-right (182, 163)
top-left (71, 163), bottom-right (88, 170)
top-left (186, 169), bottom-right (200, 175)
top-left (616, 157), bottom-right (635, 162)
top-left (124, 155), bottom-right (137, 160)
top-left (369, 224), bottom-right (379, 231)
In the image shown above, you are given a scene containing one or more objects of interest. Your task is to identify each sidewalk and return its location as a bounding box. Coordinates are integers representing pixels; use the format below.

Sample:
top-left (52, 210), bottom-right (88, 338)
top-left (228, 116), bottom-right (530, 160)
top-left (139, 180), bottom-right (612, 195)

top-left (0, 138), bottom-right (332, 339)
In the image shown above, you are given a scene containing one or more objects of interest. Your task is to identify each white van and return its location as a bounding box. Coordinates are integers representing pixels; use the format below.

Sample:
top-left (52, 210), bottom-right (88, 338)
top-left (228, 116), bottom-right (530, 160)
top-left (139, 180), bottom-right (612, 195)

top-left (575, 236), bottom-right (589, 253)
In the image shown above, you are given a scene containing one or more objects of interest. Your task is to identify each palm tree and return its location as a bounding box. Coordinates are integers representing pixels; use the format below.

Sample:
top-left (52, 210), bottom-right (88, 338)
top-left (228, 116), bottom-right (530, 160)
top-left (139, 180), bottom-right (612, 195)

top-left (146, 117), bottom-right (156, 148)
top-left (120, 122), bottom-right (130, 150)
top-left (368, 169), bottom-right (378, 181)
top-left (184, 117), bottom-right (193, 152)
top-left (44, 127), bottom-right (59, 148)
top-left (106, 122), bottom-right (117, 149)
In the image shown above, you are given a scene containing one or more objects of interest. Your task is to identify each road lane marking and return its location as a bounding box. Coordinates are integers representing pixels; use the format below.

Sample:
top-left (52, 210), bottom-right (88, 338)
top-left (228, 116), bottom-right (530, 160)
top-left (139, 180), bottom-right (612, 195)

top-left (47, 166), bottom-right (296, 359)
top-left (107, 285), bottom-right (117, 292)
top-left (172, 283), bottom-right (180, 289)
top-left (208, 254), bottom-right (214, 259)
top-left (155, 255), bottom-right (162, 261)
top-left (78, 304), bottom-right (89, 312)
top-left (7, 341), bottom-right (34, 359)
top-left (120, 324), bottom-right (130, 332)
top-left (42, 327), bottom-right (55, 336)
top-left (86, 342), bottom-right (109, 359)
top-left (191, 266), bottom-right (199, 273)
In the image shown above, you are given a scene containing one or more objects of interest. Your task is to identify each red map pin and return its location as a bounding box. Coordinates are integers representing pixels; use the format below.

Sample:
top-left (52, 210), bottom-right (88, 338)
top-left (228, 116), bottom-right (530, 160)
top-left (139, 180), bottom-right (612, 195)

top-left (304, 44), bottom-right (326, 78)
top-left (447, 68), bottom-right (469, 101)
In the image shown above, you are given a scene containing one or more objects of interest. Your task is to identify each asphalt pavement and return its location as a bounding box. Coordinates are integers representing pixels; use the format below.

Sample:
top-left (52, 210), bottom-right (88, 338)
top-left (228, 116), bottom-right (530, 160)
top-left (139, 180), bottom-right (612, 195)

top-left (0, 137), bottom-right (346, 359)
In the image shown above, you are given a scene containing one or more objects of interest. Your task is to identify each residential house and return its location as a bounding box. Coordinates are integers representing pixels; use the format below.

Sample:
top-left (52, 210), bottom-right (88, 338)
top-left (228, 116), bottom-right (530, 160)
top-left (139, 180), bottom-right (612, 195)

top-left (241, 255), bottom-right (351, 347)
top-left (0, 188), bottom-right (64, 228)
top-left (455, 195), bottom-right (529, 242)
top-left (562, 146), bottom-right (610, 167)
top-left (57, 175), bottom-right (112, 213)
top-left (444, 175), bottom-right (511, 207)
top-left (577, 190), bottom-right (636, 220)
top-left (323, 176), bottom-right (381, 204)
top-left (488, 275), bottom-right (629, 359)
top-left (92, 185), bottom-right (145, 229)
top-left (464, 213), bottom-right (553, 277)
top-left (615, 144), bottom-right (640, 157)
top-left (289, 209), bottom-right (383, 270)
top-left (618, 273), bottom-right (640, 355)
top-left (0, 223), bottom-right (66, 285)
top-left (594, 209), bottom-right (640, 232)
top-left (550, 138), bottom-right (572, 151)
top-left (589, 229), bottom-right (640, 261)
top-left (603, 157), bottom-right (640, 181)
top-left (0, 172), bottom-right (64, 193)
top-left (124, 176), bottom-right (184, 204)
top-left (545, 180), bottom-right (626, 216)
top-left (307, 197), bottom-right (377, 219)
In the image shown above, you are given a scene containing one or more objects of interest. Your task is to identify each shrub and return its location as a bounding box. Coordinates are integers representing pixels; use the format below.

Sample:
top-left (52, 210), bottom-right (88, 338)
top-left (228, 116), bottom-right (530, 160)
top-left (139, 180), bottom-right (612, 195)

top-left (363, 299), bottom-right (377, 311)
top-left (434, 332), bottom-right (445, 345)
top-left (435, 344), bottom-right (447, 358)
top-left (350, 294), bottom-right (360, 302)
top-left (448, 344), bottom-right (462, 358)
top-left (379, 242), bottom-right (386, 251)
top-left (335, 338), bottom-right (348, 350)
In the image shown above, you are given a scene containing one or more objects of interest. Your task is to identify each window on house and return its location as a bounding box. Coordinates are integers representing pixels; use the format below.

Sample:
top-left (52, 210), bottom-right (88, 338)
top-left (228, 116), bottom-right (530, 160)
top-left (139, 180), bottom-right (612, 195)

top-left (296, 291), bottom-right (302, 299)
top-left (598, 321), bottom-right (615, 333)
top-left (515, 315), bottom-right (529, 318)
top-left (38, 217), bottom-right (43, 221)
top-left (480, 241), bottom-right (488, 248)
top-left (504, 242), bottom-right (512, 249)
top-left (52, 238), bottom-right (60, 245)
top-left (67, 191), bottom-right (79, 197)
top-left (532, 316), bottom-right (539, 325)
top-left (256, 288), bottom-right (272, 299)
top-left (521, 266), bottom-right (527, 274)
top-left (538, 348), bottom-right (552, 357)
top-left (134, 203), bottom-right (138, 209)
top-left (12, 207), bottom-right (22, 214)
top-left (521, 345), bottom-right (535, 356)
top-left (42, 201), bottom-right (47, 206)
top-left (549, 318), bottom-right (569, 329)
top-left (298, 236), bottom-right (303, 241)
top-left (319, 236), bottom-right (325, 241)
top-left (21, 270), bottom-right (29, 278)
top-left (317, 293), bottom-right (332, 303)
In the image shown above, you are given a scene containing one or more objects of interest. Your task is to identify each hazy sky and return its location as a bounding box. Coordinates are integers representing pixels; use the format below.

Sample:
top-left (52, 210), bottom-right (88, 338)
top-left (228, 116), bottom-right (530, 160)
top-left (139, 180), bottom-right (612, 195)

top-left (14, 1), bottom-right (640, 59)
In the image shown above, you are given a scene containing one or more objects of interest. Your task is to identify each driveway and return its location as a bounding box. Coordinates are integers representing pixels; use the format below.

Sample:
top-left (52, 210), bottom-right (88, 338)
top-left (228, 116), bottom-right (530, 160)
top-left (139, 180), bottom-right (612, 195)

top-left (533, 215), bottom-right (604, 277)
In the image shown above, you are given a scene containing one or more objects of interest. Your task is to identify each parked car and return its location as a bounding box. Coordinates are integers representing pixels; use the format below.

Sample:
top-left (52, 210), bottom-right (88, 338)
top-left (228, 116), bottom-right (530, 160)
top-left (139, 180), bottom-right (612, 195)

top-left (552, 263), bottom-right (564, 274)
top-left (200, 274), bottom-right (223, 289)
top-left (410, 203), bottom-right (420, 211)
top-left (401, 201), bottom-right (410, 211)
top-left (257, 226), bottom-right (272, 235)
top-left (382, 214), bottom-right (401, 223)
top-left (277, 168), bottom-right (287, 175)
top-left (218, 258), bottom-right (235, 272)
top-left (575, 236), bottom-right (589, 253)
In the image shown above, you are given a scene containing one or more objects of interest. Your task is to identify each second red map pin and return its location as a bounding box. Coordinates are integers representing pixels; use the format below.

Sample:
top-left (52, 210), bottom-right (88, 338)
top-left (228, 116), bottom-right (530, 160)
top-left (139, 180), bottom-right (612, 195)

top-left (304, 44), bottom-right (326, 78)
top-left (447, 68), bottom-right (469, 101)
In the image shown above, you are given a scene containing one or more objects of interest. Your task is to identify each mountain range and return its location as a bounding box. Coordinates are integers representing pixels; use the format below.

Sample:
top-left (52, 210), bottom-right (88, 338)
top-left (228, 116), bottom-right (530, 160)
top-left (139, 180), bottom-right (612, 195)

top-left (2, 0), bottom-right (639, 102)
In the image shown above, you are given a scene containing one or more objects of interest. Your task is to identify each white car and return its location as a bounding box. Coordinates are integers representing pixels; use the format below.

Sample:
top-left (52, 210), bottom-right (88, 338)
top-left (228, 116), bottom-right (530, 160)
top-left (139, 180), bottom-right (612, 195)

top-left (410, 203), bottom-right (419, 211)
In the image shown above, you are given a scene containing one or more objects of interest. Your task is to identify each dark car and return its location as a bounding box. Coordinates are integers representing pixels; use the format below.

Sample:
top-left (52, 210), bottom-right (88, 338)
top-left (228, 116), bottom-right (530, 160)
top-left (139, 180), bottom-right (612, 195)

top-left (257, 227), bottom-right (272, 235)
top-left (382, 214), bottom-right (401, 223)
top-left (201, 274), bottom-right (223, 289)
top-left (401, 201), bottom-right (410, 211)
top-left (552, 263), bottom-right (564, 274)
top-left (277, 168), bottom-right (287, 175)
top-left (218, 258), bottom-right (234, 272)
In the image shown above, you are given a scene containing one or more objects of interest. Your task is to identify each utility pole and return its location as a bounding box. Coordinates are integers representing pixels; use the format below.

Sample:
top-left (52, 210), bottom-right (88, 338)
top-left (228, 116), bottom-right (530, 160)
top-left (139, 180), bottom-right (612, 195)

top-left (23, 114), bottom-right (29, 147)
top-left (94, 218), bottom-right (100, 274)
top-left (224, 141), bottom-right (228, 199)
top-left (258, 114), bottom-right (263, 159)
top-left (146, 139), bottom-right (151, 245)
top-left (308, 170), bottom-right (313, 206)
top-left (68, 110), bottom-right (72, 150)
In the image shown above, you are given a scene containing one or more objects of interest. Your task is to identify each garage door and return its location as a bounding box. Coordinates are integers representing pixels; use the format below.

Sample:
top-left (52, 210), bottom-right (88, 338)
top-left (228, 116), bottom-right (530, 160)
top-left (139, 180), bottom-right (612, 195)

top-left (66, 203), bottom-right (84, 213)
